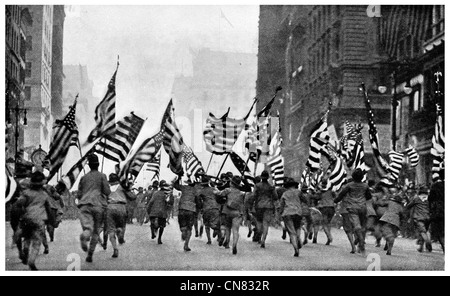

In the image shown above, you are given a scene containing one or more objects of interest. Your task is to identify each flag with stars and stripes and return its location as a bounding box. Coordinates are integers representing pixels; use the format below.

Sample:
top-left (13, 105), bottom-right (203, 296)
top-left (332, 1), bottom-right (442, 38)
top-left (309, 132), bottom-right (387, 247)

top-left (95, 112), bottom-right (145, 163)
top-left (327, 154), bottom-right (347, 192)
top-left (182, 144), bottom-right (204, 181)
top-left (229, 151), bottom-right (255, 189)
top-left (45, 98), bottom-right (79, 182)
top-left (161, 99), bottom-right (184, 176)
top-left (431, 103), bottom-right (445, 182)
top-left (244, 115), bottom-right (262, 162)
top-left (363, 87), bottom-right (393, 185)
top-left (145, 149), bottom-right (161, 181)
top-left (120, 130), bottom-right (165, 181)
top-left (267, 115), bottom-right (284, 187)
top-left (306, 112), bottom-right (330, 171)
top-left (86, 67), bottom-right (117, 143)
top-left (203, 109), bottom-right (247, 155)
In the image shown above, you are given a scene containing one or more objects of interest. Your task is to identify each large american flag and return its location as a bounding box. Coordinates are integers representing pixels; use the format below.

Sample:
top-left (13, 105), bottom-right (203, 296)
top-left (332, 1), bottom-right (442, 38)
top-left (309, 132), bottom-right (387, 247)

top-left (306, 112), bottom-right (330, 172)
top-left (327, 153), bottom-right (347, 192)
top-left (267, 116), bottom-right (284, 187)
top-left (161, 99), bottom-right (184, 176)
top-left (120, 130), bottom-right (165, 181)
top-left (363, 85), bottom-right (393, 185)
top-left (87, 67), bottom-right (117, 143)
top-left (404, 146), bottom-right (420, 167)
top-left (182, 145), bottom-right (204, 181)
top-left (387, 150), bottom-right (404, 181)
top-left (431, 103), bottom-right (445, 182)
top-left (95, 112), bottom-right (145, 163)
top-left (203, 110), bottom-right (247, 155)
top-left (145, 149), bottom-right (161, 181)
top-left (244, 115), bottom-right (261, 162)
top-left (45, 98), bottom-right (79, 182)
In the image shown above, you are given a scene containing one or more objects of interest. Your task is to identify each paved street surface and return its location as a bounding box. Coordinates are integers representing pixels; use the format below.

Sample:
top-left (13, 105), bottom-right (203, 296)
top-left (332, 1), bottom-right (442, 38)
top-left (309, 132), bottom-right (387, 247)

top-left (5, 219), bottom-right (444, 271)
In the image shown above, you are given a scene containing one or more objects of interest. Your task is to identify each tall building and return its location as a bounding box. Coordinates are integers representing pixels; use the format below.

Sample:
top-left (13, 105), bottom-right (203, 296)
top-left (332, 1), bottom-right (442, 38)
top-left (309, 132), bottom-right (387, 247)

top-left (50, 5), bottom-right (66, 120)
top-left (257, 5), bottom-right (392, 180)
top-left (62, 64), bottom-right (95, 141)
top-left (380, 5), bottom-right (443, 184)
top-left (5, 5), bottom-right (32, 161)
top-left (171, 48), bottom-right (257, 174)
top-left (256, 5), bottom-right (440, 184)
top-left (22, 5), bottom-right (54, 152)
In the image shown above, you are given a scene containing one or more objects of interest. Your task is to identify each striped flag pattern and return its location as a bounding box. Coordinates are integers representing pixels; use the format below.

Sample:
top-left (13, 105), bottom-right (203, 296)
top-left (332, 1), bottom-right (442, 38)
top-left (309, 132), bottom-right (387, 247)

top-left (45, 98), bottom-right (79, 182)
top-left (95, 112), bottom-right (145, 163)
top-left (306, 112), bottom-right (330, 171)
top-left (244, 115), bottom-right (262, 162)
top-left (203, 111), bottom-right (247, 155)
top-left (328, 154), bottom-right (347, 192)
top-left (145, 149), bottom-right (161, 181)
top-left (404, 146), bottom-right (420, 167)
top-left (61, 152), bottom-right (90, 190)
top-left (87, 68), bottom-right (117, 143)
top-left (229, 151), bottom-right (255, 189)
top-left (363, 86), bottom-right (392, 185)
top-left (267, 117), bottom-right (284, 187)
top-left (387, 150), bottom-right (404, 181)
top-left (162, 100), bottom-right (184, 176)
top-left (300, 167), bottom-right (310, 188)
top-left (5, 165), bottom-right (17, 203)
top-left (431, 103), bottom-right (445, 182)
top-left (120, 130), bottom-right (165, 180)
top-left (182, 145), bottom-right (204, 181)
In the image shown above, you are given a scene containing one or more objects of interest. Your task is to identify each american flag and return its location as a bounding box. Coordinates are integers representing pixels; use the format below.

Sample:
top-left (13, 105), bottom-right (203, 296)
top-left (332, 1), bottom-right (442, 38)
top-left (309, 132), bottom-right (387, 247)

top-left (300, 167), bottom-right (310, 188)
top-left (95, 112), bottom-right (145, 162)
top-left (256, 116), bottom-right (272, 164)
top-left (203, 110), bottom-right (247, 155)
top-left (267, 116), bottom-right (284, 187)
top-left (363, 84), bottom-right (392, 185)
top-left (244, 115), bottom-right (261, 162)
top-left (45, 98), bottom-right (79, 182)
top-left (5, 165), bottom-right (17, 203)
top-left (306, 112), bottom-right (330, 171)
top-left (229, 151), bottom-right (255, 189)
top-left (161, 99), bottom-right (184, 176)
top-left (145, 149), bottom-right (161, 181)
top-left (327, 153), bottom-right (347, 192)
top-left (86, 67), bottom-right (117, 143)
top-left (61, 150), bottom-right (90, 190)
top-left (182, 145), bottom-right (204, 181)
top-left (387, 150), bottom-right (404, 181)
top-left (404, 146), bottom-right (420, 167)
top-left (431, 103), bottom-right (445, 182)
top-left (120, 130), bottom-right (165, 181)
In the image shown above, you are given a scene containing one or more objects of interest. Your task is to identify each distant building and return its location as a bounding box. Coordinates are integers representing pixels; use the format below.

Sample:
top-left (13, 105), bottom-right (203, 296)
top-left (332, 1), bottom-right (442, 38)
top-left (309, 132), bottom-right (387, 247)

top-left (171, 48), bottom-right (257, 173)
top-left (50, 5), bottom-right (65, 120)
top-left (22, 5), bottom-right (54, 152)
top-left (256, 5), bottom-right (439, 184)
top-left (62, 64), bottom-right (96, 141)
top-left (380, 5), bottom-right (444, 184)
top-left (5, 5), bottom-right (32, 160)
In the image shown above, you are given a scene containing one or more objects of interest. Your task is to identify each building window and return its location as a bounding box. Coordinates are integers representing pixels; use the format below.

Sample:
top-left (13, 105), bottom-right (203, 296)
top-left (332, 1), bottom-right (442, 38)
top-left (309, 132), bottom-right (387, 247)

top-left (27, 35), bottom-right (32, 50)
top-left (26, 62), bottom-right (31, 77)
top-left (25, 86), bottom-right (31, 101)
top-left (413, 90), bottom-right (420, 111)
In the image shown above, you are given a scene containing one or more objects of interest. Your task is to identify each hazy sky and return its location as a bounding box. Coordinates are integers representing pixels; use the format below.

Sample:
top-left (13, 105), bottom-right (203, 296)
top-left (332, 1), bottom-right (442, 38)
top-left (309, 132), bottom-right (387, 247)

top-left (62, 5), bottom-right (260, 184)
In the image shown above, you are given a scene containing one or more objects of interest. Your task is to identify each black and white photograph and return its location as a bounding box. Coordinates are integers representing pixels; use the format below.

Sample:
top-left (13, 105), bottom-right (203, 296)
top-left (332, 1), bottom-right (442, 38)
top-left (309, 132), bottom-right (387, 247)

top-left (2, 2), bottom-right (446, 275)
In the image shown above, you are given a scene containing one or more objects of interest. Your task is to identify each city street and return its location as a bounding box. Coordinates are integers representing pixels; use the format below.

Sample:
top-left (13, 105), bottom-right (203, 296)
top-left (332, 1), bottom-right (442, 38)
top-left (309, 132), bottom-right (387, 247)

top-left (5, 219), bottom-right (445, 271)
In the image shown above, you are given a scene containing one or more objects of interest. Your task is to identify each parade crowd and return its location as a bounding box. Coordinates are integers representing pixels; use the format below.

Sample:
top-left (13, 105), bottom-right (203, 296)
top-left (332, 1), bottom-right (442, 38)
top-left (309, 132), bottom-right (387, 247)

top-left (7, 153), bottom-right (445, 271)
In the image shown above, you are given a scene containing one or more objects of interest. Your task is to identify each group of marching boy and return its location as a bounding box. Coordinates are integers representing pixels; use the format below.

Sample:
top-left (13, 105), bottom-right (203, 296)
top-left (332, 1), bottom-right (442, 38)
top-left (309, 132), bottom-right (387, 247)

top-left (8, 155), bottom-right (445, 270)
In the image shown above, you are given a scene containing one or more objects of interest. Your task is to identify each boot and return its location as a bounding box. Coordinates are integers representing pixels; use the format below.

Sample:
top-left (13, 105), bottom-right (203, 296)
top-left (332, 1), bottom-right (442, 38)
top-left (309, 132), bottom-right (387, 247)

top-left (232, 246), bottom-right (237, 255)
top-left (282, 229), bottom-right (287, 240)
top-left (86, 252), bottom-right (93, 263)
top-left (199, 226), bottom-right (204, 238)
top-left (426, 242), bottom-right (433, 253)
top-left (112, 249), bottom-right (119, 258)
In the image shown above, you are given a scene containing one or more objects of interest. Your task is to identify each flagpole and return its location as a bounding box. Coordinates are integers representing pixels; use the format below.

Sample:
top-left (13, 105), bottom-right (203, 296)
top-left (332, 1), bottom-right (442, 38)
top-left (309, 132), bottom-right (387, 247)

top-left (240, 154), bottom-right (252, 178)
top-left (205, 153), bottom-right (214, 175)
top-left (77, 138), bottom-right (86, 174)
top-left (215, 153), bottom-right (230, 180)
top-left (101, 138), bottom-right (106, 173)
